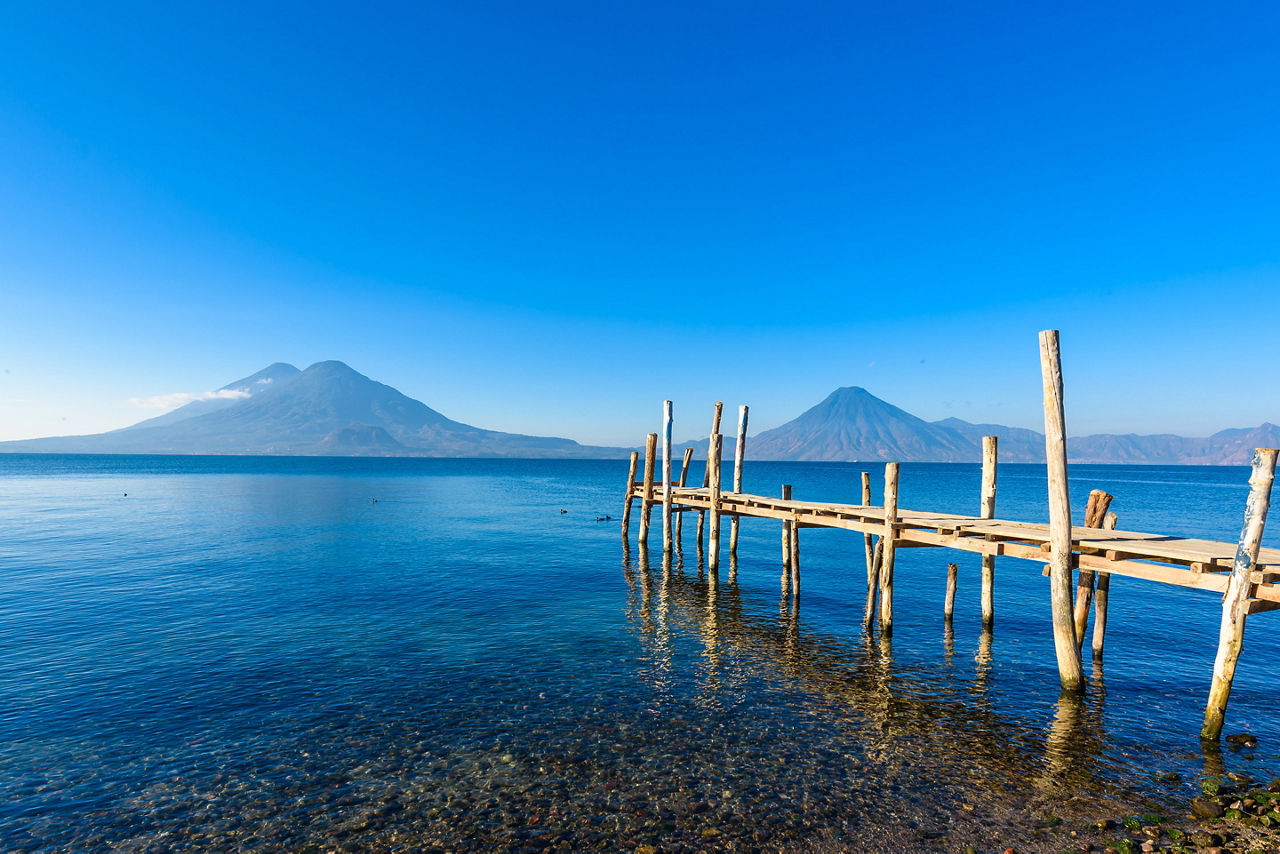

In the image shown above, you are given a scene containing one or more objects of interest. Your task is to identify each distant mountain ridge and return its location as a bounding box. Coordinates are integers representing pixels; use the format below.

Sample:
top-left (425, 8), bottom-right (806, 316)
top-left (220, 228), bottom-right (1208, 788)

top-left (691, 387), bottom-right (1277, 466)
top-left (4, 372), bottom-right (1273, 464)
top-left (0, 361), bottom-right (626, 458)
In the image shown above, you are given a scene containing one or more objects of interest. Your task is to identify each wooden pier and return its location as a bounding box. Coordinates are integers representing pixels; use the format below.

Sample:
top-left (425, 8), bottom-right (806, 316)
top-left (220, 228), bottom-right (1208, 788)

top-left (620, 330), bottom-right (1278, 740)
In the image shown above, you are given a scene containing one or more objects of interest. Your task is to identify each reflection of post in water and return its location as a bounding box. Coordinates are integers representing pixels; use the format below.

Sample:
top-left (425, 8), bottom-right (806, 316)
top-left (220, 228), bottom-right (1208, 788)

top-left (1039, 691), bottom-right (1109, 797)
top-left (1201, 739), bottom-right (1226, 781)
top-left (943, 622), bottom-right (955, 665)
top-left (973, 630), bottom-right (993, 694)
top-left (729, 551), bottom-right (738, 585)
top-left (636, 543), bottom-right (654, 634)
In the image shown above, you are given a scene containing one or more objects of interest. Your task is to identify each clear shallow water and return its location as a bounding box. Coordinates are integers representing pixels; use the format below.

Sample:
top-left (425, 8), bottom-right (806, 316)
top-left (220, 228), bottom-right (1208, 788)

top-left (1, 454), bottom-right (1278, 852)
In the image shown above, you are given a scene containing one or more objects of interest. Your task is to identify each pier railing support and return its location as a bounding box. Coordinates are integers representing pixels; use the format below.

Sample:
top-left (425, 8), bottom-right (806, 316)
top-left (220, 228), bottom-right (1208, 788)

top-left (675, 447), bottom-right (693, 545)
top-left (780, 484), bottom-right (792, 591)
top-left (1073, 488), bottom-right (1114, 649)
top-left (1202, 448), bottom-right (1278, 741)
top-left (1039, 328), bottom-right (1084, 693)
top-left (621, 451), bottom-right (638, 538)
top-left (707, 433), bottom-right (724, 572)
top-left (730, 405), bottom-right (749, 556)
top-left (638, 433), bottom-right (657, 546)
top-left (697, 402), bottom-right (724, 550)
top-left (1092, 511), bottom-right (1118, 659)
top-left (662, 401), bottom-right (673, 554)
top-left (980, 436), bottom-right (998, 629)
top-left (878, 462), bottom-right (900, 636)
top-left (863, 539), bottom-right (884, 633)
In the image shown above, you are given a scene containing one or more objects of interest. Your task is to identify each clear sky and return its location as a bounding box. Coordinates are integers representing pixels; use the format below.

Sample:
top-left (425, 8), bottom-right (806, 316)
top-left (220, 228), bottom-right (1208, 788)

top-left (2, 1), bottom-right (1277, 446)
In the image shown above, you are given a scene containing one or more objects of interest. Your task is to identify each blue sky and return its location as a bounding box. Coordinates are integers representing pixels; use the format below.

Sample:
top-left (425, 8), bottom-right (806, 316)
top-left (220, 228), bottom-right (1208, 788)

top-left (1, 1), bottom-right (1277, 445)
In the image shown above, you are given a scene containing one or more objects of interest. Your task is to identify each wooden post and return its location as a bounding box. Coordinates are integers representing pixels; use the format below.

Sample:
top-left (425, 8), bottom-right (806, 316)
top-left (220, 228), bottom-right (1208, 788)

top-left (878, 462), bottom-right (900, 636)
top-left (621, 451), bottom-right (638, 538)
top-left (1202, 448), bottom-right (1278, 740)
top-left (1039, 328), bottom-right (1084, 693)
top-left (675, 447), bottom-right (693, 544)
top-left (730, 405), bottom-right (749, 555)
top-left (1072, 488), bottom-right (1114, 648)
top-left (638, 433), bottom-right (657, 545)
top-left (980, 436), bottom-right (998, 629)
top-left (662, 400), bottom-right (673, 554)
top-left (1091, 511), bottom-right (1117, 659)
top-left (944, 562), bottom-right (958, 622)
top-left (863, 538), bottom-right (884, 633)
top-left (707, 433), bottom-right (724, 572)
top-left (697, 402), bottom-right (724, 550)
top-left (789, 511), bottom-right (800, 595)
top-left (781, 484), bottom-right (792, 590)
top-left (861, 471), bottom-right (875, 595)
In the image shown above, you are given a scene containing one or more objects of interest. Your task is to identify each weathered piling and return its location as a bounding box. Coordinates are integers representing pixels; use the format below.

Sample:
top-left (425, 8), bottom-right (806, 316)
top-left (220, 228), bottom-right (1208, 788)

top-left (1039, 328), bottom-right (1084, 693)
top-left (944, 562), bottom-right (958, 621)
top-left (638, 433), bottom-right (657, 546)
top-left (863, 539), bottom-right (884, 633)
top-left (707, 433), bottom-right (724, 572)
top-left (1091, 511), bottom-right (1118, 659)
top-left (1073, 488), bottom-right (1115, 649)
top-left (861, 471), bottom-right (875, 593)
top-left (697, 402), bottom-right (725, 550)
top-left (675, 447), bottom-right (693, 544)
top-left (980, 436), bottom-right (998, 629)
top-left (878, 462), bottom-right (900, 636)
top-left (621, 451), bottom-right (638, 538)
top-left (1202, 448), bottom-right (1278, 740)
top-left (789, 509), bottom-right (801, 594)
top-left (730, 405), bottom-right (749, 555)
top-left (662, 401), bottom-right (673, 554)
top-left (781, 484), bottom-right (792, 591)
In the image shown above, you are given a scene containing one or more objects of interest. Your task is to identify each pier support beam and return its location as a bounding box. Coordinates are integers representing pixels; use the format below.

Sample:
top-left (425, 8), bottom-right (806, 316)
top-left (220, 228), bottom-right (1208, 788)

top-left (944, 563), bottom-right (958, 622)
top-left (789, 510), bottom-right (800, 595)
top-left (1092, 511), bottom-right (1118, 659)
top-left (1073, 488), bottom-right (1114, 649)
top-left (980, 436), bottom-right (998, 629)
top-left (621, 451), bottom-right (638, 538)
top-left (730, 405), bottom-right (749, 556)
top-left (1039, 328), bottom-right (1084, 693)
top-left (861, 471), bottom-right (875, 594)
top-left (638, 433), bottom-right (657, 546)
top-left (863, 539), bottom-right (884, 633)
top-left (707, 433), bottom-right (724, 572)
top-left (697, 402), bottom-right (724, 551)
top-left (1202, 448), bottom-right (1278, 741)
top-left (675, 447), bottom-right (693, 546)
top-left (780, 484), bottom-right (792, 591)
top-left (878, 462), bottom-right (900, 636)
top-left (662, 401), bottom-right (673, 554)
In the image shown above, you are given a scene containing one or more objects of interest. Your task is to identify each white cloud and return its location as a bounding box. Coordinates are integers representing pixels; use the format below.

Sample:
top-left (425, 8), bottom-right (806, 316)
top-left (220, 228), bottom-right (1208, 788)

top-left (128, 388), bottom-right (251, 410)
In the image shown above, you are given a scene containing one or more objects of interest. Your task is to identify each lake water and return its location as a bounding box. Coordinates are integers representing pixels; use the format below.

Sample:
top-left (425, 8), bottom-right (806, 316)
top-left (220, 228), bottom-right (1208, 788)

top-left (2, 454), bottom-right (1278, 852)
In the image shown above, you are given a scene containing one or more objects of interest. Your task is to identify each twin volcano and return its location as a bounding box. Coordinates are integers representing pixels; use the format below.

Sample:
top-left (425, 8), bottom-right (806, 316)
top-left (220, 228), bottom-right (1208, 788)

top-left (1, 361), bottom-right (621, 458)
top-left (2, 366), bottom-right (1273, 463)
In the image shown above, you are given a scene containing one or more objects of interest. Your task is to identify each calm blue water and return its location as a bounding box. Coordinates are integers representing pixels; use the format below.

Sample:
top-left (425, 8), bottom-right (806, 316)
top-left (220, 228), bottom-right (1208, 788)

top-left (1, 454), bottom-right (1277, 852)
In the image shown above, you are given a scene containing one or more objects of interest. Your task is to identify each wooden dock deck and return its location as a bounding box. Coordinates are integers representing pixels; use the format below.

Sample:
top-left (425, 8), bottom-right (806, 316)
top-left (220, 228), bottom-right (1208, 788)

top-left (630, 485), bottom-right (1280, 611)
top-left (620, 330), bottom-right (1279, 741)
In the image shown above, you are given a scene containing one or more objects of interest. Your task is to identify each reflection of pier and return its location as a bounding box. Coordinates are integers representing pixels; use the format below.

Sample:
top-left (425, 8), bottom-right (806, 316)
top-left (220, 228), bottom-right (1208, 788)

top-left (621, 542), bottom-right (1123, 810)
top-left (621, 330), bottom-right (1278, 739)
